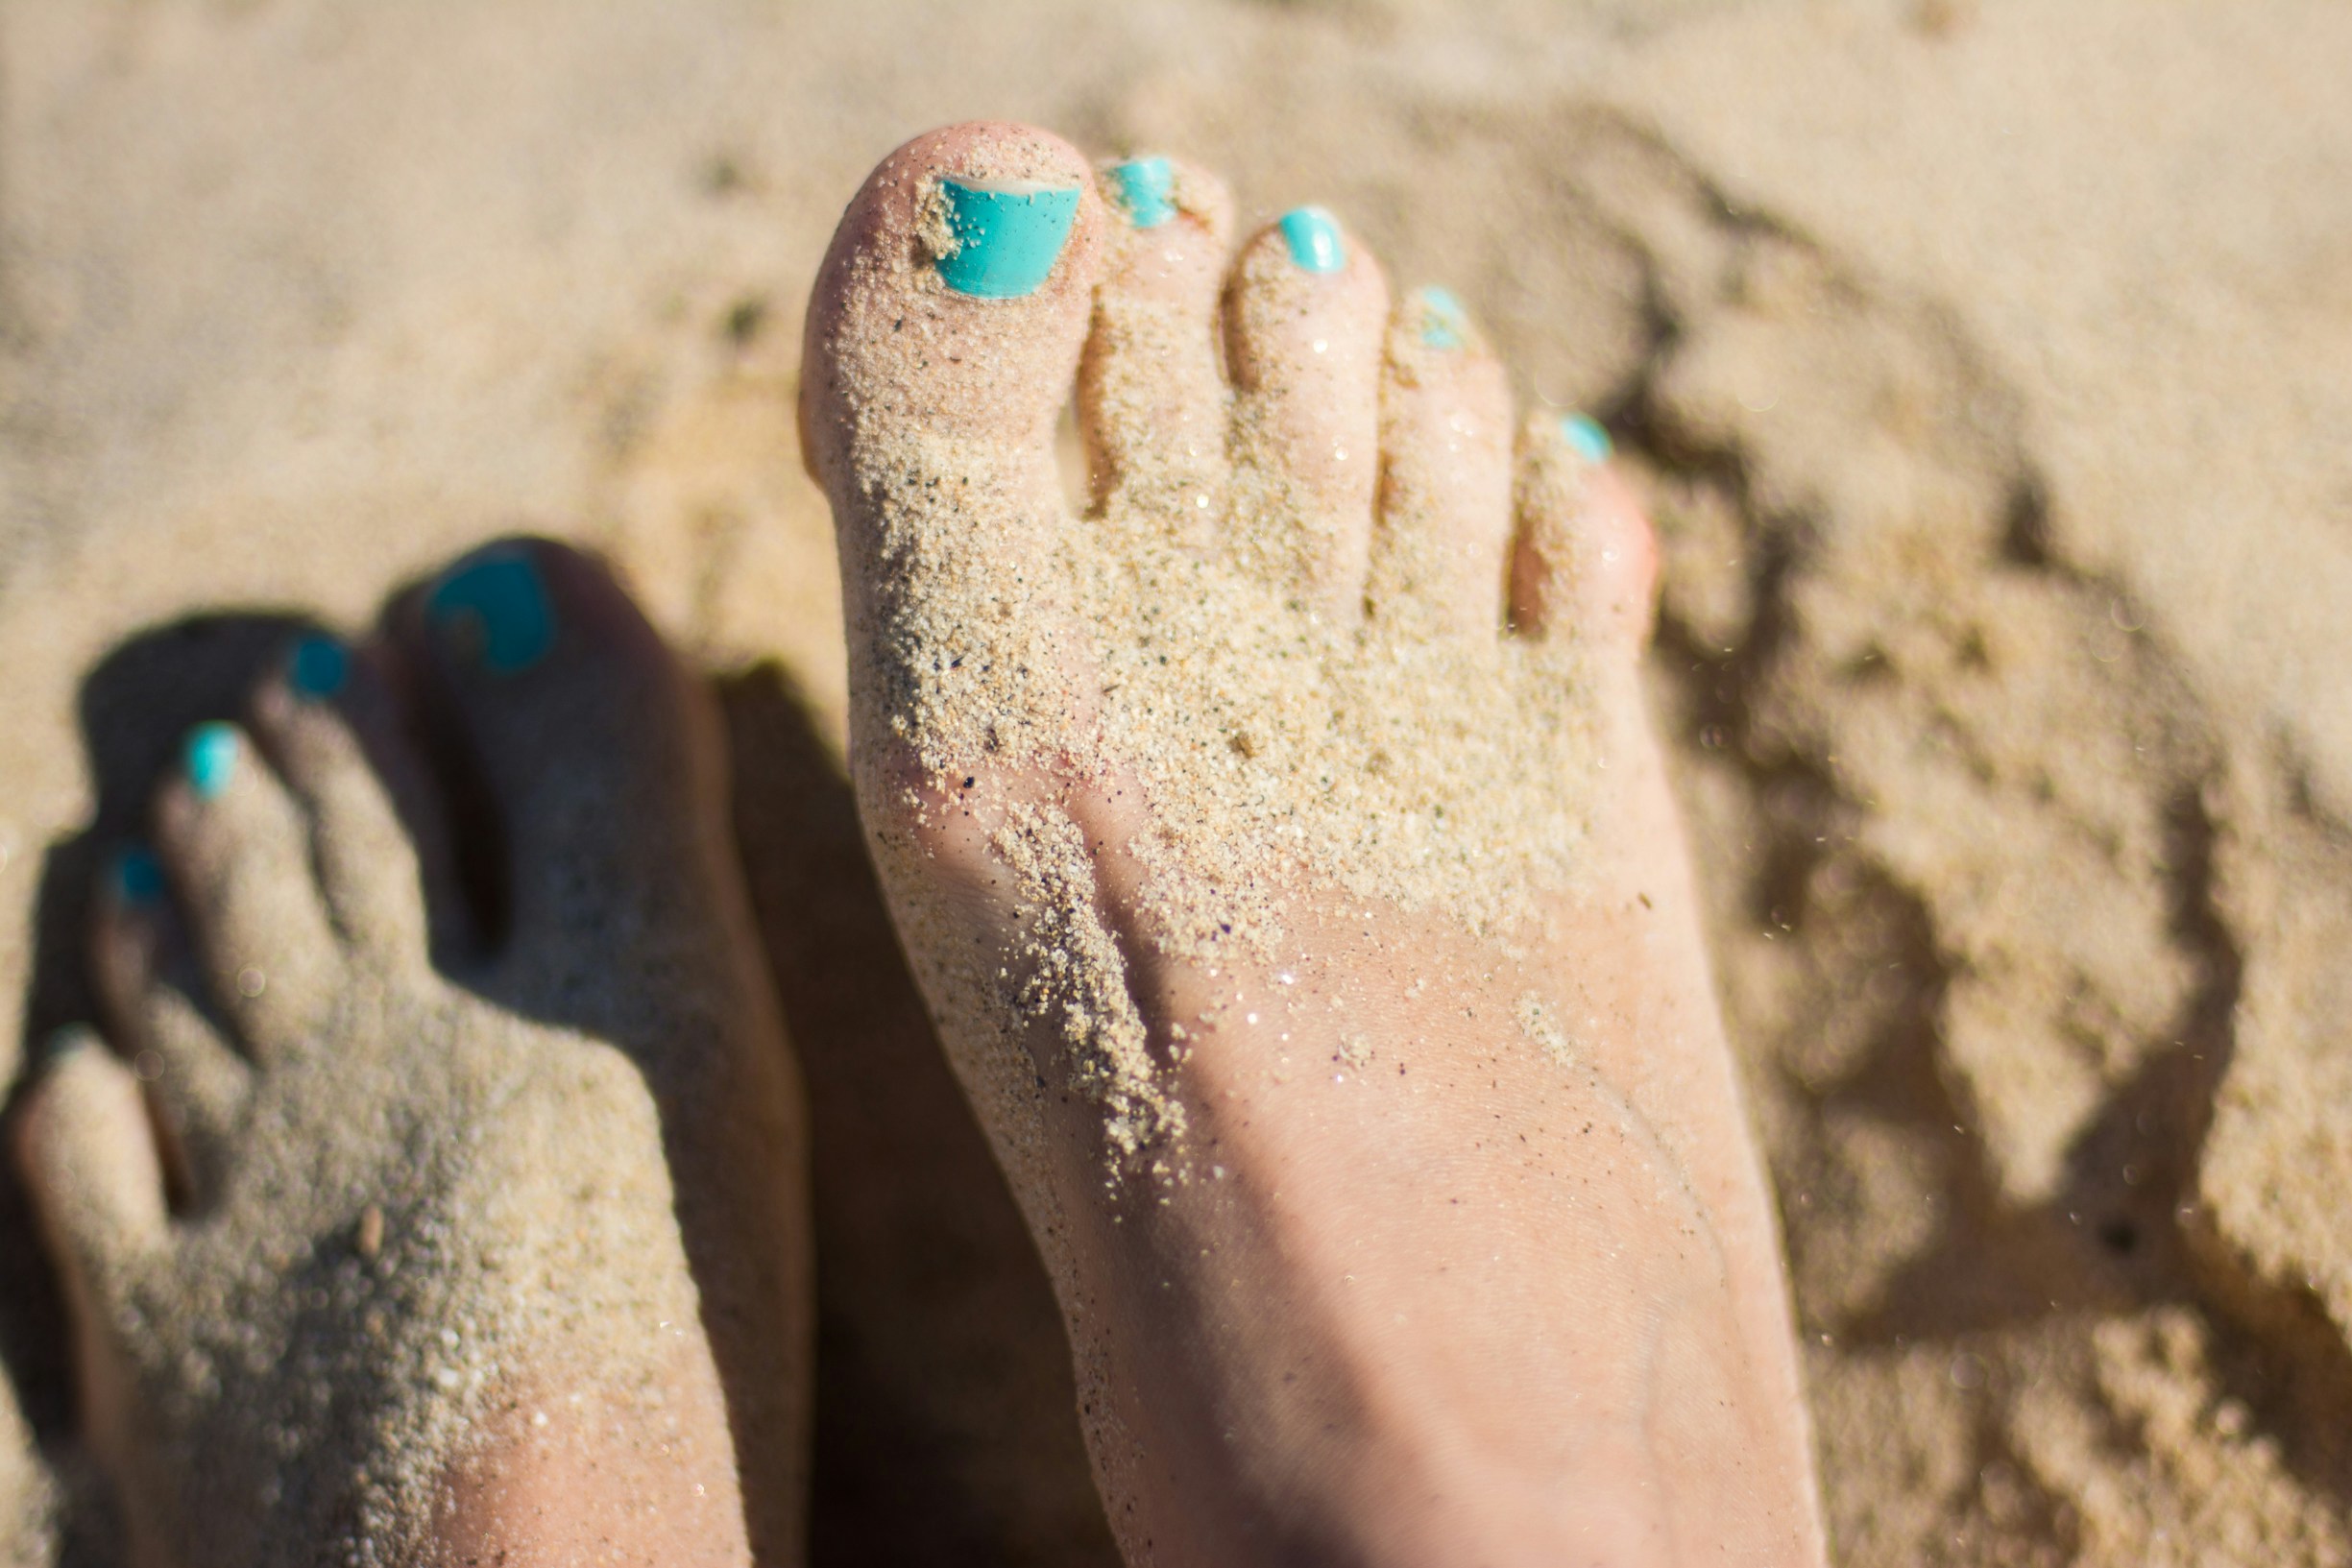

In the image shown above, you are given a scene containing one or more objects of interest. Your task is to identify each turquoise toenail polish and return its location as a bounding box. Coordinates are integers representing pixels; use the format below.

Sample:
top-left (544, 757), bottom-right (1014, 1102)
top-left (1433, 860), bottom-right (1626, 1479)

top-left (1417, 287), bottom-right (1469, 350)
top-left (110, 845), bottom-right (164, 905)
top-left (1561, 413), bottom-right (1613, 464)
top-left (184, 723), bottom-right (239, 801)
top-left (39, 1028), bottom-right (94, 1068)
top-left (934, 177), bottom-right (1082, 299)
top-left (428, 549), bottom-right (556, 675)
top-left (288, 635), bottom-right (349, 699)
top-left (1278, 206), bottom-right (1345, 275)
top-left (1107, 157), bottom-right (1176, 229)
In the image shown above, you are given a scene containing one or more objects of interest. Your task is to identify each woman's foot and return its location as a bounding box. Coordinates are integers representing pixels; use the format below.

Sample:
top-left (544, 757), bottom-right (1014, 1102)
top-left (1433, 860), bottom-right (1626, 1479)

top-left (12, 542), bottom-right (811, 1565)
top-left (800, 124), bottom-right (1826, 1565)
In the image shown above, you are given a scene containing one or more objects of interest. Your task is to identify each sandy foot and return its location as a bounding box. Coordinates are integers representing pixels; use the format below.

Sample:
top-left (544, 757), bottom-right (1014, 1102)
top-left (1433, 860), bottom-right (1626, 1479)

top-left (12, 542), bottom-right (811, 1565)
top-left (800, 122), bottom-right (1829, 1565)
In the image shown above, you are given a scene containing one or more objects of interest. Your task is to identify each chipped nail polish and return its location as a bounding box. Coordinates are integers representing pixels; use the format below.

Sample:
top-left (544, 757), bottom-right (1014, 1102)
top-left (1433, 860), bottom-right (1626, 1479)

top-left (428, 548), bottom-right (556, 675)
top-left (934, 178), bottom-right (1082, 299)
top-left (1417, 287), bottom-right (1469, 350)
top-left (184, 723), bottom-right (240, 802)
top-left (111, 845), bottom-right (165, 905)
top-left (1561, 413), bottom-right (1613, 464)
top-left (288, 635), bottom-right (349, 700)
top-left (1107, 156), bottom-right (1176, 229)
top-left (1278, 206), bottom-right (1345, 275)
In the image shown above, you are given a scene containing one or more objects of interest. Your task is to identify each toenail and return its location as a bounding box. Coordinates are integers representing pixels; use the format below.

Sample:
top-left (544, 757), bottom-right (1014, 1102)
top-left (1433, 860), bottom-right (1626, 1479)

top-left (287, 635), bottom-right (350, 700)
top-left (1278, 206), bottom-right (1345, 275)
top-left (1560, 413), bottom-right (1613, 464)
top-left (1416, 287), bottom-right (1470, 350)
top-left (932, 177), bottom-right (1082, 299)
top-left (1106, 156), bottom-right (1176, 229)
top-left (110, 845), bottom-right (165, 905)
top-left (428, 549), bottom-right (556, 675)
top-left (38, 1028), bottom-right (94, 1068)
top-left (183, 723), bottom-right (240, 801)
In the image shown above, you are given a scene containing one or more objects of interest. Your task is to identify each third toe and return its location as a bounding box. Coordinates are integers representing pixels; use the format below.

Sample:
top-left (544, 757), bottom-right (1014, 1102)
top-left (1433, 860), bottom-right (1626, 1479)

top-left (154, 721), bottom-right (344, 1059)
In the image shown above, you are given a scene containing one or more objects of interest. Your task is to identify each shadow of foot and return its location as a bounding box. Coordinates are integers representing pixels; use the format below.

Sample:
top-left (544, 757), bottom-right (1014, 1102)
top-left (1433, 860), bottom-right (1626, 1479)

top-left (719, 663), bottom-right (1118, 1568)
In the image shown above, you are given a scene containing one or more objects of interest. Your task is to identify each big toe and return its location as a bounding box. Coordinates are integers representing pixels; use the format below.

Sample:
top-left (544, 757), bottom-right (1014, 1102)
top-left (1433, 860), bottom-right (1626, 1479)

top-left (799, 122), bottom-right (1111, 809)
top-left (399, 539), bottom-right (735, 1014)
top-left (401, 539), bottom-right (812, 1555)
top-left (800, 120), bottom-right (1103, 502)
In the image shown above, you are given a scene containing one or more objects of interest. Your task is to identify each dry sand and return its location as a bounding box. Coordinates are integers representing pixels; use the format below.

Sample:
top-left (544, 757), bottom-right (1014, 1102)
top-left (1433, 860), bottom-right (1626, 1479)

top-left (1, 0), bottom-right (2348, 1561)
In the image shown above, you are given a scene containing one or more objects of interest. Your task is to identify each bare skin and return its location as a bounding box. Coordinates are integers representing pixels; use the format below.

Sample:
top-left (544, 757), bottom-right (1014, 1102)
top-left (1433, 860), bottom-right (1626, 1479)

top-left (12, 542), bottom-right (810, 1566)
top-left (801, 123), bottom-right (1828, 1566)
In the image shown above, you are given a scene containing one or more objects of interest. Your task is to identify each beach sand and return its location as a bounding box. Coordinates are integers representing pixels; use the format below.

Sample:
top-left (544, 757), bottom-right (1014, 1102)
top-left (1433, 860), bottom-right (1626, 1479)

top-left (1, 0), bottom-right (2348, 1560)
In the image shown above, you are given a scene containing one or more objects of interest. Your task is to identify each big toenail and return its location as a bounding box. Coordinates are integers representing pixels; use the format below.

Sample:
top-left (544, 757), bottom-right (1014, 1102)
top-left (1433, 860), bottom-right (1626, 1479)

top-left (1416, 287), bottom-right (1469, 350)
top-left (932, 177), bottom-right (1082, 299)
top-left (183, 723), bottom-right (240, 801)
top-left (288, 635), bottom-right (350, 700)
top-left (1106, 157), bottom-right (1176, 229)
top-left (1560, 413), bottom-right (1613, 464)
top-left (427, 549), bottom-right (556, 675)
top-left (110, 845), bottom-right (165, 905)
top-left (1278, 206), bottom-right (1345, 275)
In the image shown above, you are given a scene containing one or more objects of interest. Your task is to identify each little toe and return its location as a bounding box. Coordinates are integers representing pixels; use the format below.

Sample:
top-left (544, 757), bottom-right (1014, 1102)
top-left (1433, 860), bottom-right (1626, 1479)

top-left (401, 539), bottom-right (730, 1003)
top-left (245, 634), bottom-right (439, 969)
top-left (1364, 287), bottom-right (1517, 636)
top-left (153, 719), bottom-right (345, 1061)
top-left (90, 849), bottom-right (252, 1205)
top-left (1510, 413), bottom-right (1658, 652)
top-left (14, 1030), bottom-right (167, 1302)
top-left (1080, 154), bottom-right (1234, 534)
top-left (1224, 204), bottom-right (1389, 616)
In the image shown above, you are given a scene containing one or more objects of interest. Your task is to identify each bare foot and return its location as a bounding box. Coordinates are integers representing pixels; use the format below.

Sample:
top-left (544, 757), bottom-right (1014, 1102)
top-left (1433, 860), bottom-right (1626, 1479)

top-left (800, 124), bottom-right (1827, 1565)
top-left (12, 543), bottom-right (810, 1566)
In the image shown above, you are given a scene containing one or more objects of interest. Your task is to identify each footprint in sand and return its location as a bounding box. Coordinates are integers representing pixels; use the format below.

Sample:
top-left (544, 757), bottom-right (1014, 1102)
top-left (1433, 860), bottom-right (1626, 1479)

top-left (12, 543), bottom-right (809, 1564)
top-left (797, 121), bottom-right (1828, 1564)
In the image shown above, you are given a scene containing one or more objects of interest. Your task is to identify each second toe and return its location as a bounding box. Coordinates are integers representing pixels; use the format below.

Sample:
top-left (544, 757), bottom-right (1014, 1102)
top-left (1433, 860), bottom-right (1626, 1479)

top-left (1223, 204), bottom-right (1390, 617)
